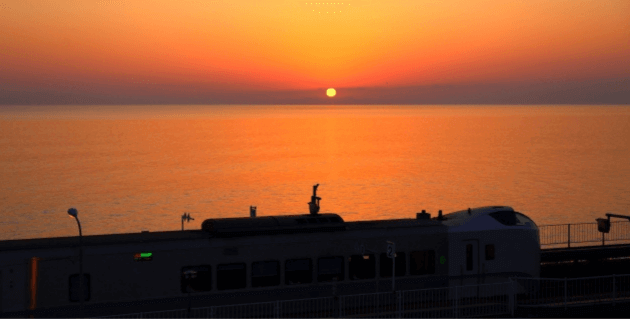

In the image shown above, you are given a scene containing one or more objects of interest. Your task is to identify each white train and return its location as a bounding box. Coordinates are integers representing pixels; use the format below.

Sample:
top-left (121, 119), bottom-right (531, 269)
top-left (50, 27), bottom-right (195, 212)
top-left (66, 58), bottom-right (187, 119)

top-left (0, 185), bottom-right (539, 316)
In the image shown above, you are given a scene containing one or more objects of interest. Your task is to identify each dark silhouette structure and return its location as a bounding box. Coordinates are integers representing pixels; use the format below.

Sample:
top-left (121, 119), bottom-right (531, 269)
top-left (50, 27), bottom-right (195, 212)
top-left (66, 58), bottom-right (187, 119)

top-left (308, 184), bottom-right (321, 216)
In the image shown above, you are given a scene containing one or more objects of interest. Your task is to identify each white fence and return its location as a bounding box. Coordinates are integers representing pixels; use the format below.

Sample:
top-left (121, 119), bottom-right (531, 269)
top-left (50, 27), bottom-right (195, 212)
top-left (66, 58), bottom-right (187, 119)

top-left (100, 275), bottom-right (630, 318)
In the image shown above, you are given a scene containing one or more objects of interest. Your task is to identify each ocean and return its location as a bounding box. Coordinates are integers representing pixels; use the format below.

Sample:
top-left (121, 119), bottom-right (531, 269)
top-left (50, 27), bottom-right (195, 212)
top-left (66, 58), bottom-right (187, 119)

top-left (1, 104), bottom-right (629, 241)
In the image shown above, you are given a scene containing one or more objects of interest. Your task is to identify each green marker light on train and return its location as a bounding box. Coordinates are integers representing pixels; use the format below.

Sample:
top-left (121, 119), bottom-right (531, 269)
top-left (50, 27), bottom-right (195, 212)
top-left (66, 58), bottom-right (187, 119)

top-left (141, 252), bottom-right (152, 258)
top-left (440, 256), bottom-right (446, 264)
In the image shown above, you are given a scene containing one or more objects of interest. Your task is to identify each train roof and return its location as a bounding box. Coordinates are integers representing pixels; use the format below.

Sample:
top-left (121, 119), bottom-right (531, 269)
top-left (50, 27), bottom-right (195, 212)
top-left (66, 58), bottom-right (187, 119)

top-left (344, 218), bottom-right (444, 231)
top-left (202, 212), bottom-right (445, 238)
top-left (0, 230), bottom-right (208, 253)
top-left (0, 186), bottom-right (536, 253)
top-left (440, 206), bottom-right (515, 227)
top-left (0, 213), bottom-right (445, 253)
top-left (202, 213), bottom-right (346, 237)
top-left (441, 206), bottom-right (538, 231)
top-left (0, 208), bottom-right (533, 253)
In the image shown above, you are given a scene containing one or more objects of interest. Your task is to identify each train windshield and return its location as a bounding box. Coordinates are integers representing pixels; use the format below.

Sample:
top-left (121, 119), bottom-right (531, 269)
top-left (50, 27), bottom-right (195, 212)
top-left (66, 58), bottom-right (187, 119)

top-left (490, 211), bottom-right (536, 228)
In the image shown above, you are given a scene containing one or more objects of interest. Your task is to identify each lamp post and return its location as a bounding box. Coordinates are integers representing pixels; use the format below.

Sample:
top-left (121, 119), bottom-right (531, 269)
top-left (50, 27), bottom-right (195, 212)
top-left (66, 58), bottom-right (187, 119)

top-left (67, 208), bottom-right (84, 315)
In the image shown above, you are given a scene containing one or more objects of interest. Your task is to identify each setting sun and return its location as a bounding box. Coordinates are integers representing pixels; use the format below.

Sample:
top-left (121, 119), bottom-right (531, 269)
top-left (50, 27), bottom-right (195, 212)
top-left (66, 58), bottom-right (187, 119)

top-left (326, 88), bottom-right (336, 97)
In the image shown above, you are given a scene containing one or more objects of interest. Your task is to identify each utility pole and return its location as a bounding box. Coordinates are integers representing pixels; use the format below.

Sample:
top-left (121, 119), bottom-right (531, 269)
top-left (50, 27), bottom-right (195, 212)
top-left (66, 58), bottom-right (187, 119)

top-left (386, 241), bottom-right (396, 292)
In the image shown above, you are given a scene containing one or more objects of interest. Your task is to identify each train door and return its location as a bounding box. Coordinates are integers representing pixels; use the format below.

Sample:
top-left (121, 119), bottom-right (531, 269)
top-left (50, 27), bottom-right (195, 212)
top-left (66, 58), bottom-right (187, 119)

top-left (462, 240), bottom-right (479, 287)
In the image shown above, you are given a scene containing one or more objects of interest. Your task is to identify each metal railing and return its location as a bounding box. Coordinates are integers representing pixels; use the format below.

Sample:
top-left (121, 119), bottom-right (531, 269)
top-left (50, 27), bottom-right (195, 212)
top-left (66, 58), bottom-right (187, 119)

top-left (337, 283), bottom-right (511, 318)
top-left (99, 282), bottom-right (513, 318)
top-left (539, 220), bottom-right (630, 248)
top-left (512, 274), bottom-right (630, 309)
top-left (99, 275), bottom-right (630, 318)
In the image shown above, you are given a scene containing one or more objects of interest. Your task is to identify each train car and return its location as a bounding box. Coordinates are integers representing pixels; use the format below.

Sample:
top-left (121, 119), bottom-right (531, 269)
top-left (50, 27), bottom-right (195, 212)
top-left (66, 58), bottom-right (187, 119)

top-left (441, 206), bottom-right (540, 297)
top-left (0, 186), bottom-right (539, 317)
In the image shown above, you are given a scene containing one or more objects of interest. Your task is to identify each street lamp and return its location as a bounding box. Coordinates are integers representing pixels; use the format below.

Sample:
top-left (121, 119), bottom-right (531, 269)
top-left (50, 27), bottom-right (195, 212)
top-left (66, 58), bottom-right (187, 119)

top-left (67, 208), bottom-right (84, 314)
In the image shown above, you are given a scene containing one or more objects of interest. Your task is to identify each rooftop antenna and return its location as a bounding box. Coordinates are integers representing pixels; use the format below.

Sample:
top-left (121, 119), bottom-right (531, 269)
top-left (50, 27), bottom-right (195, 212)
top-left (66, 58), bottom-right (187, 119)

top-left (250, 206), bottom-right (257, 218)
top-left (181, 212), bottom-right (194, 231)
top-left (308, 184), bottom-right (321, 216)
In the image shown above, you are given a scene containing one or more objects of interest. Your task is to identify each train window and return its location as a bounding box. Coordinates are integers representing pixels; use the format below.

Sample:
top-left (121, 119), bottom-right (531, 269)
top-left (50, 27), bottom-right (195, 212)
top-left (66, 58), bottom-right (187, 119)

top-left (349, 254), bottom-right (375, 280)
top-left (217, 263), bottom-right (246, 290)
top-left (181, 266), bottom-right (212, 293)
top-left (380, 252), bottom-right (406, 277)
top-left (410, 250), bottom-right (435, 275)
top-left (69, 274), bottom-right (91, 302)
top-left (485, 245), bottom-right (495, 261)
top-left (329, 216), bottom-right (343, 223)
top-left (317, 256), bottom-right (344, 282)
top-left (252, 261), bottom-right (280, 287)
top-left (489, 211), bottom-right (518, 226)
top-left (285, 258), bottom-right (313, 285)
top-left (466, 244), bottom-right (473, 271)
top-left (515, 213), bottom-right (535, 227)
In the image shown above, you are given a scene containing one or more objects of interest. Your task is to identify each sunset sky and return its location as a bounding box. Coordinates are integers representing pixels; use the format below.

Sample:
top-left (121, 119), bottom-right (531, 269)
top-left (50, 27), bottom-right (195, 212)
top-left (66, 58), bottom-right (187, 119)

top-left (1, 0), bottom-right (629, 104)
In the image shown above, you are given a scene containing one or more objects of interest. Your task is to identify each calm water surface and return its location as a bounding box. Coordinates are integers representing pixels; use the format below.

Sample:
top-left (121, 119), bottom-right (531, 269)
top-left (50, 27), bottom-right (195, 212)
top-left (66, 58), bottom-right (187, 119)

top-left (1, 105), bottom-right (629, 240)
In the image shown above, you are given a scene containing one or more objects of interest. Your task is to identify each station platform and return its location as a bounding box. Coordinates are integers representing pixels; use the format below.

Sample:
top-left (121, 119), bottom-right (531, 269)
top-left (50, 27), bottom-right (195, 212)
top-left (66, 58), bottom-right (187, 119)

top-left (541, 243), bottom-right (630, 263)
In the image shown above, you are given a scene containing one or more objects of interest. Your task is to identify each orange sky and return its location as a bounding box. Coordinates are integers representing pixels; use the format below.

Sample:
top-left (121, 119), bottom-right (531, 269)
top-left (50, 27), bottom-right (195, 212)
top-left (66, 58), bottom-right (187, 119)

top-left (1, 0), bottom-right (629, 104)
